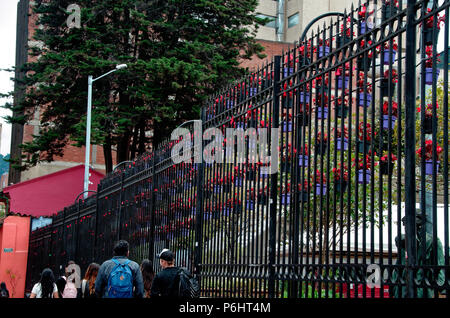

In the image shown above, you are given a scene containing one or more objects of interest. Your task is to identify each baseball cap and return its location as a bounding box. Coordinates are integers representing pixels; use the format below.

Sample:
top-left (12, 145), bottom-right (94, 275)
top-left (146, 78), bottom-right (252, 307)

top-left (158, 249), bottom-right (175, 262)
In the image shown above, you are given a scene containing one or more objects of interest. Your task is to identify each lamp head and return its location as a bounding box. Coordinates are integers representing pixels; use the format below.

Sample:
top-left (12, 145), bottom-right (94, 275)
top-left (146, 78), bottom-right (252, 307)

top-left (116, 64), bottom-right (127, 70)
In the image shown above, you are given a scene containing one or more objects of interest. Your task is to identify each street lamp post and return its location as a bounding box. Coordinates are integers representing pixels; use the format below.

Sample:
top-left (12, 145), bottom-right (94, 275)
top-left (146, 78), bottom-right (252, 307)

top-left (84, 64), bottom-right (127, 199)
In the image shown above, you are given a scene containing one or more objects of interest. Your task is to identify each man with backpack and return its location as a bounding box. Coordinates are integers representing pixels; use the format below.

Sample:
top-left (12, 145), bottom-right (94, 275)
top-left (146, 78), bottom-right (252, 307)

top-left (150, 249), bottom-right (199, 298)
top-left (95, 240), bottom-right (144, 298)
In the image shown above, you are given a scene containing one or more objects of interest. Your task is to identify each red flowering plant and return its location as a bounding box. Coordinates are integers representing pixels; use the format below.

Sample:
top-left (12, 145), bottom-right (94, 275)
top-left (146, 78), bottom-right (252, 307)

top-left (382, 101), bottom-right (399, 117)
top-left (340, 16), bottom-right (355, 38)
top-left (247, 187), bottom-right (256, 200)
top-left (425, 45), bottom-right (441, 68)
top-left (333, 126), bottom-right (349, 139)
top-left (359, 4), bottom-right (374, 20)
top-left (380, 153), bottom-right (398, 163)
top-left (283, 79), bottom-right (294, 98)
top-left (281, 143), bottom-right (294, 162)
top-left (384, 0), bottom-right (399, 7)
top-left (352, 153), bottom-right (378, 170)
top-left (298, 144), bottom-right (309, 156)
top-left (376, 39), bottom-right (398, 53)
top-left (313, 93), bottom-right (329, 108)
top-left (297, 180), bottom-right (311, 192)
top-left (316, 132), bottom-right (328, 144)
top-left (314, 73), bottom-right (330, 89)
top-left (383, 69), bottom-right (399, 83)
top-left (314, 169), bottom-right (327, 185)
top-left (423, 8), bottom-right (446, 30)
top-left (358, 122), bottom-right (377, 142)
top-left (332, 163), bottom-right (349, 182)
top-left (333, 94), bottom-right (349, 107)
top-left (298, 39), bottom-right (313, 58)
top-left (279, 182), bottom-right (291, 194)
top-left (358, 39), bottom-right (374, 58)
top-left (357, 71), bottom-right (373, 93)
top-left (336, 62), bottom-right (352, 77)
top-left (417, 102), bottom-right (439, 119)
top-left (416, 140), bottom-right (443, 161)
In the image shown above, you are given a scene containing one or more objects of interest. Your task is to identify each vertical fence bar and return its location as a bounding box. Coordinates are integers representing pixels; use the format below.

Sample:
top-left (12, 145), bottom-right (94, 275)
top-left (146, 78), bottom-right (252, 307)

top-left (268, 55), bottom-right (281, 298)
top-left (404, 0), bottom-right (418, 298)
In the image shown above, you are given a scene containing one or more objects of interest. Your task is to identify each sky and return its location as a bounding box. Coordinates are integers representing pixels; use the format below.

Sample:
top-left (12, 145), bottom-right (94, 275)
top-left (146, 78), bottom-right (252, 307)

top-left (0, 0), bottom-right (18, 156)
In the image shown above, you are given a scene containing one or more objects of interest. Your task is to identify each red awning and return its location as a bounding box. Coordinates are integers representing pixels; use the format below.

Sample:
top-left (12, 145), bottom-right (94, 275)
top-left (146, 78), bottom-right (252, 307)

top-left (3, 165), bottom-right (104, 217)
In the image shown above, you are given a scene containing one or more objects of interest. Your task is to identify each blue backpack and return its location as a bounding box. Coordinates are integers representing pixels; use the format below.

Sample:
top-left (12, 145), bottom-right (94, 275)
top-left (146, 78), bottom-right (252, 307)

top-left (107, 259), bottom-right (133, 298)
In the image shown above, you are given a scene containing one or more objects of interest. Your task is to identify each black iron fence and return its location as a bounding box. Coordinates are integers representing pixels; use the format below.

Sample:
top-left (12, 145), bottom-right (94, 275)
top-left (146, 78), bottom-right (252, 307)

top-left (27, 0), bottom-right (449, 298)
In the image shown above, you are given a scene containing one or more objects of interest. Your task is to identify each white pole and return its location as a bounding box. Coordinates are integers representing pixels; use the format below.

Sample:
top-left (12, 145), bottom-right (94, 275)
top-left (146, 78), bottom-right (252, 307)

top-left (84, 75), bottom-right (93, 199)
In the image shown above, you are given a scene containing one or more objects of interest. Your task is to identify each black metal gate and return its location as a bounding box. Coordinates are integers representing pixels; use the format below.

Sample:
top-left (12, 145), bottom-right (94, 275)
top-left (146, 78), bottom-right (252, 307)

top-left (26, 0), bottom-right (449, 298)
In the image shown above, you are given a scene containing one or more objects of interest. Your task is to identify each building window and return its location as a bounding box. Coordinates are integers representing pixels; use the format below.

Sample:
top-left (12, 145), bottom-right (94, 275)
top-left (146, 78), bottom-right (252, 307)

top-left (288, 13), bottom-right (299, 28)
top-left (256, 14), bottom-right (277, 28)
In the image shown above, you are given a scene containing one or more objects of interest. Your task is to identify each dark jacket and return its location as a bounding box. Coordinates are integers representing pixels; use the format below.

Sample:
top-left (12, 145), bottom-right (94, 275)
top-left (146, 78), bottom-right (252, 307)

top-left (95, 256), bottom-right (144, 298)
top-left (150, 267), bottom-right (180, 297)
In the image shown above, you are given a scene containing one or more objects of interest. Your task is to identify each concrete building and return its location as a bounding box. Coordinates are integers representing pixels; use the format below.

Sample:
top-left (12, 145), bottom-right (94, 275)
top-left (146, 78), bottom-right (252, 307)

top-left (254, 0), bottom-right (361, 43)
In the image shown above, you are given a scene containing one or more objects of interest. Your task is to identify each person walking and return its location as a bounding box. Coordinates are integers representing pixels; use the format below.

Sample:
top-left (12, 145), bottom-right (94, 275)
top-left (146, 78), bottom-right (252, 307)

top-left (0, 282), bottom-right (9, 298)
top-left (150, 249), bottom-right (180, 297)
top-left (80, 263), bottom-right (100, 298)
top-left (55, 276), bottom-right (67, 298)
top-left (30, 268), bottom-right (59, 298)
top-left (95, 240), bottom-right (144, 298)
top-left (140, 259), bottom-right (155, 298)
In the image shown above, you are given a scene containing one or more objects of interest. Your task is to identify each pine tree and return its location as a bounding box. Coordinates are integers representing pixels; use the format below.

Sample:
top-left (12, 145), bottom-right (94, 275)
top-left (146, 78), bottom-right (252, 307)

top-left (3, 0), bottom-right (266, 173)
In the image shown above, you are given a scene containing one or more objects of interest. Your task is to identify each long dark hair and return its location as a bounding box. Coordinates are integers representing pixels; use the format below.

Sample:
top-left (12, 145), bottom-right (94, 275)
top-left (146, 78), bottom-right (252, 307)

top-left (40, 268), bottom-right (55, 298)
top-left (83, 263), bottom-right (100, 295)
top-left (140, 259), bottom-right (155, 297)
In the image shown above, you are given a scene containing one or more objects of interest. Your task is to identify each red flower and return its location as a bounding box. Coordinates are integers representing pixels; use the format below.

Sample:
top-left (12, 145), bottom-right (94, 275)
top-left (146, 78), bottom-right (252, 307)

top-left (417, 102), bottom-right (439, 118)
top-left (334, 126), bottom-right (349, 139)
top-left (317, 132), bottom-right (328, 143)
top-left (313, 93), bottom-right (329, 107)
top-left (359, 4), bottom-right (374, 19)
top-left (357, 71), bottom-right (373, 93)
top-left (381, 153), bottom-right (398, 162)
top-left (332, 164), bottom-right (349, 181)
top-left (382, 101), bottom-right (399, 117)
top-left (424, 8), bottom-right (446, 30)
top-left (352, 154), bottom-right (378, 170)
top-left (358, 122), bottom-right (376, 142)
top-left (425, 45), bottom-right (441, 68)
top-left (384, 69), bottom-right (398, 83)
top-left (416, 140), bottom-right (443, 160)
top-left (315, 170), bottom-right (327, 185)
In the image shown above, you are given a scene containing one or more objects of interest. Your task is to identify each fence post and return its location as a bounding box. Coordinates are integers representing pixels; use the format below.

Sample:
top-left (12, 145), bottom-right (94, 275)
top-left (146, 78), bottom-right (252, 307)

top-left (93, 188), bottom-right (100, 263)
top-left (74, 200), bottom-right (81, 263)
top-left (117, 171), bottom-right (125, 242)
top-left (148, 155), bottom-right (156, 264)
top-left (268, 56), bottom-right (281, 298)
top-left (404, 0), bottom-right (418, 298)
top-left (194, 108), bottom-right (205, 281)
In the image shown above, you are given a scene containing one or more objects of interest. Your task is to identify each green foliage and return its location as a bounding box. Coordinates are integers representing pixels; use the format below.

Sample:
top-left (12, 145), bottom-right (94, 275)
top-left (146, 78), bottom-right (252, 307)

top-left (2, 0), bottom-right (266, 172)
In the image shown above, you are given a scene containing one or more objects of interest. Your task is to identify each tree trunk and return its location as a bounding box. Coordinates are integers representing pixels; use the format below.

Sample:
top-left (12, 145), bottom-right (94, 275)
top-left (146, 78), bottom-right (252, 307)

top-left (130, 124), bottom-right (139, 160)
top-left (116, 129), bottom-right (131, 164)
top-left (138, 120), bottom-right (147, 154)
top-left (103, 135), bottom-right (113, 173)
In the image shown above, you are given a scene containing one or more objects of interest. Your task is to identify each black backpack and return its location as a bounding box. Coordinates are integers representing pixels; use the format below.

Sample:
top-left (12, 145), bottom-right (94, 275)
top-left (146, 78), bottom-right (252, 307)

top-left (0, 289), bottom-right (9, 298)
top-left (177, 268), bottom-right (199, 298)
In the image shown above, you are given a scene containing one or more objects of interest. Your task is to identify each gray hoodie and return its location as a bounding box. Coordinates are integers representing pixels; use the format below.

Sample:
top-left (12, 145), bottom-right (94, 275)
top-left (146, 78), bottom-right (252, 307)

top-left (95, 256), bottom-right (144, 298)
